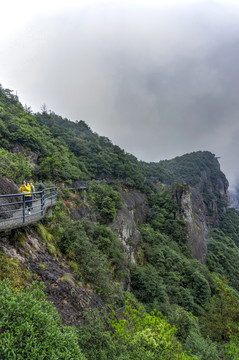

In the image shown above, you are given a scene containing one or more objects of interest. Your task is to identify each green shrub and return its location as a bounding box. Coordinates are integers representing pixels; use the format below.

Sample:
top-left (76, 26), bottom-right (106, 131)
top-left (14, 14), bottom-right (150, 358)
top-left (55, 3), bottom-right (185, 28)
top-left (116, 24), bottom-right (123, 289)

top-left (89, 182), bottom-right (122, 223)
top-left (0, 281), bottom-right (86, 359)
top-left (47, 242), bottom-right (57, 255)
top-left (221, 208), bottom-right (239, 248)
top-left (203, 275), bottom-right (239, 341)
top-left (184, 331), bottom-right (220, 360)
top-left (109, 301), bottom-right (196, 360)
top-left (207, 229), bottom-right (239, 292)
top-left (77, 309), bottom-right (127, 360)
top-left (224, 332), bottom-right (239, 359)
top-left (130, 264), bottom-right (169, 311)
top-left (93, 224), bottom-right (128, 270)
top-left (34, 223), bottom-right (53, 243)
top-left (38, 263), bottom-right (46, 270)
top-left (101, 195), bottom-right (117, 222)
top-left (0, 147), bottom-right (32, 183)
top-left (59, 221), bottom-right (115, 299)
top-left (68, 260), bottom-right (79, 273)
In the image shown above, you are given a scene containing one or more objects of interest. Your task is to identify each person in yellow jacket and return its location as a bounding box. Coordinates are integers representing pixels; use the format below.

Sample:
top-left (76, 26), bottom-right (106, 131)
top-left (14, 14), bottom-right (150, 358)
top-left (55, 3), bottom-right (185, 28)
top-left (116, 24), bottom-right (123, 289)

top-left (19, 180), bottom-right (32, 215)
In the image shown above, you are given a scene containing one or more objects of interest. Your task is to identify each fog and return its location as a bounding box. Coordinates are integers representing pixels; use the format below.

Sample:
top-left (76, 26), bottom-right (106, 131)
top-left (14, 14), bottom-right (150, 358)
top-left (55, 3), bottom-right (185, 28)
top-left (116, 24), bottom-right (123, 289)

top-left (1, 0), bottom-right (239, 187)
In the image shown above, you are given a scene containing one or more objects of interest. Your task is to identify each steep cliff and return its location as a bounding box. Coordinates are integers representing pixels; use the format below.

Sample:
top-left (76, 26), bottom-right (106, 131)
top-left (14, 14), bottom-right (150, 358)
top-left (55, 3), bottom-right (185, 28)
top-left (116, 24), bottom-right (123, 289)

top-left (148, 153), bottom-right (229, 264)
top-left (67, 187), bottom-right (148, 264)
top-left (193, 157), bottom-right (229, 227)
top-left (110, 189), bottom-right (148, 263)
top-left (173, 155), bottom-right (229, 263)
top-left (175, 185), bottom-right (209, 264)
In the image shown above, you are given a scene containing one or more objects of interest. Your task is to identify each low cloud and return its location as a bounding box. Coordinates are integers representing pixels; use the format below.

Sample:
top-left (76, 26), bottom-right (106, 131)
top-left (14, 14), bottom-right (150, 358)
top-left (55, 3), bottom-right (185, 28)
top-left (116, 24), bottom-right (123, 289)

top-left (1, 1), bottom-right (239, 186)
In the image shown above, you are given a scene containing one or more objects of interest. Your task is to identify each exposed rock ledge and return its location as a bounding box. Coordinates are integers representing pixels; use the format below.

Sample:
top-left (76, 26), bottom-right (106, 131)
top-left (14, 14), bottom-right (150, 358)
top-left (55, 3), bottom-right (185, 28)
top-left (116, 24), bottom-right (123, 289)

top-left (176, 185), bottom-right (208, 264)
top-left (110, 189), bottom-right (149, 263)
top-left (0, 230), bottom-right (104, 326)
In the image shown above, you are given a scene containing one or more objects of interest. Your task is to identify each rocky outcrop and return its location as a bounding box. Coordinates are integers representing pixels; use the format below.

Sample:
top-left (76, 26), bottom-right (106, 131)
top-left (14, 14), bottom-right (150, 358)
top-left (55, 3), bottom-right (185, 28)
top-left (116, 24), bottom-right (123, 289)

top-left (0, 230), bottom-right (104, 326)
top-left (68, 188), bottom-right (149, 264)
top-left (110, 189), bottom-right (148, 263)
top-left (174, 156), bottom-right (229, 264)
top-left (12, 143), bottom-right (38, 167)
top-left (69, 197), bottom-right (97, 223)
top-left (193, 161), bottom-right (229, 227)
top-left (0, 175), bottom-right (20, 219)
top-left (175, 185), bottom-right (208, 264)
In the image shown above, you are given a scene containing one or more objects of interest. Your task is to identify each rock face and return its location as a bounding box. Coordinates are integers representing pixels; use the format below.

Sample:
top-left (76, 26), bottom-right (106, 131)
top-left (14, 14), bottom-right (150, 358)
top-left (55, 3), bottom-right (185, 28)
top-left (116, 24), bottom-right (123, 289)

top-left (0, 175), bottom-right (21, 219)
top-left (69, 198), bottom-right (97, 223)
top-left (192, 160), bottom-right (229, 227)
top-left (110, 190), bottom-right (148, 263)
top-left (12, 143), bottom-right (38, 167)
top-left (175, 185), bottom-right (208, 264)
top-left (68, 188), bottom-right (149, 264)
top-left (1, 230), bottom-right (104, 326)
top-left (174, 158), bottom-right (229, 264)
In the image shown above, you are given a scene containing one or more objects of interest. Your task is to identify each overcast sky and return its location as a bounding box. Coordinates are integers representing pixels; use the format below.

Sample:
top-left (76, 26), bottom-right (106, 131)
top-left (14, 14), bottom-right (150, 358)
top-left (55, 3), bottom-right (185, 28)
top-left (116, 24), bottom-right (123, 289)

top-left (1, 0), bottom-right (239, 188)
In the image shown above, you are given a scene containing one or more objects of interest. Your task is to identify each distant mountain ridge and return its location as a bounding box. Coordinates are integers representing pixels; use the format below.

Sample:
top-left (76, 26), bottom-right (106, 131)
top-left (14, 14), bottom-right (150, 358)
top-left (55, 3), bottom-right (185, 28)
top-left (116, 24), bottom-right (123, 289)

top-left (0, 84), bottom-right (229, 228)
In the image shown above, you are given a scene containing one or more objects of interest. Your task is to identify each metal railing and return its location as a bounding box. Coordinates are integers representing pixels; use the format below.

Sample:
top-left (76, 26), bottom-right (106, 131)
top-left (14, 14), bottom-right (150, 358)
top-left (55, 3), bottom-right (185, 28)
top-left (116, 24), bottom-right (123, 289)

top-left (0, 187), bottom-right (57, 231)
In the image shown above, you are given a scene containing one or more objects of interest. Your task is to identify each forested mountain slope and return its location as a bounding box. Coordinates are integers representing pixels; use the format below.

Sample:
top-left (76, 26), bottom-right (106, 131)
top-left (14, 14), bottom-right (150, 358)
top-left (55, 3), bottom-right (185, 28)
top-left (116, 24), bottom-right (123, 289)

top-left (1, 84), bottom-right (239, 359)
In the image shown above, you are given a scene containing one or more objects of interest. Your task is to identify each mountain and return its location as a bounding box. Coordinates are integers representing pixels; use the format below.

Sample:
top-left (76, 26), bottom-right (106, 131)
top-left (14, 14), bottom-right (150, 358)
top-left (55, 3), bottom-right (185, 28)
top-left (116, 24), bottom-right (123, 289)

top-left (1, 84), bottom-right (239, 359)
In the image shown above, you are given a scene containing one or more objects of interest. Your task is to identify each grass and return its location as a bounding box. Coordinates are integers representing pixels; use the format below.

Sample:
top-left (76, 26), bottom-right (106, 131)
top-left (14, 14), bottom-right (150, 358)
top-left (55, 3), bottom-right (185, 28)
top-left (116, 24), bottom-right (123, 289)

top-left (68, 260), bottom-right (78, 272)
top-left (59, 272), bottom-right (75, 286)
top-left (47, 243), bottom-right (57, 255)
top-left (34, 223), bottom-right (54, 243)
top-left (0, 254), bottom-right (31, 288)
top-left (38, 263), bottom-right (47, 270)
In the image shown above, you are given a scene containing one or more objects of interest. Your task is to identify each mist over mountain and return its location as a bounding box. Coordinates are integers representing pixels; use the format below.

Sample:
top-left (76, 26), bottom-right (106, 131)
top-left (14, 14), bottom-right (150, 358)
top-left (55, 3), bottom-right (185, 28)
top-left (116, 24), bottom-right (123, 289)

top-left (1, 1), bottom-right (239, 189)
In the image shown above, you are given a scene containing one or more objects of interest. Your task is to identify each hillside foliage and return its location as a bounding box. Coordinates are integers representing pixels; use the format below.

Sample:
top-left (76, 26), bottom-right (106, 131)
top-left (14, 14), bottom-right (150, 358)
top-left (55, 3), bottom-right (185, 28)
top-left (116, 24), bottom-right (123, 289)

top-left (1, 84), bottom-right (239, 359)
top-left (0, 281), bottom-right (86, 360)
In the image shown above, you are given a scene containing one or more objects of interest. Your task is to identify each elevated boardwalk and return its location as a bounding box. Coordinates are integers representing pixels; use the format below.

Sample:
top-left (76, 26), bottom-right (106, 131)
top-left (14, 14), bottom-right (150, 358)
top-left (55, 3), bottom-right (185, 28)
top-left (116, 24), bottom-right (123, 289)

top-left (67, 179), bottom-right (106, 191)
top-left (0, 188), bottom-right (57, 232)
top-left (68, 181), bottom-right (90, 191)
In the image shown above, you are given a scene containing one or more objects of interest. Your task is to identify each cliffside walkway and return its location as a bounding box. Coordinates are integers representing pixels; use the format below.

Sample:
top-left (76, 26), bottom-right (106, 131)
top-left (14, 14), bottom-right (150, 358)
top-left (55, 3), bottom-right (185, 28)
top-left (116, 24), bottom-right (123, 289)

top-left (66, 179), bottom-right (108, 191)
top-left (0, 187), bottom-right (57, 231)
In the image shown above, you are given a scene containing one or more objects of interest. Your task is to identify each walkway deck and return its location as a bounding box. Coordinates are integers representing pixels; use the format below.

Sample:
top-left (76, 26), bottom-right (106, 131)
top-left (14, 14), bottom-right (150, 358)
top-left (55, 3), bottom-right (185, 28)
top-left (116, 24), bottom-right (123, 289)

top-left (0, 188), bottom-right (57, 232)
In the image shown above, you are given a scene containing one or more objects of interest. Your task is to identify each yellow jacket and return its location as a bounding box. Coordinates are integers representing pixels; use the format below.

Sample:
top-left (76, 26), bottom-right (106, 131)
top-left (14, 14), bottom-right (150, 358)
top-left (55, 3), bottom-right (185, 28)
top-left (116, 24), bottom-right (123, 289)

top-left (19, 183), bottom-right (31, 197)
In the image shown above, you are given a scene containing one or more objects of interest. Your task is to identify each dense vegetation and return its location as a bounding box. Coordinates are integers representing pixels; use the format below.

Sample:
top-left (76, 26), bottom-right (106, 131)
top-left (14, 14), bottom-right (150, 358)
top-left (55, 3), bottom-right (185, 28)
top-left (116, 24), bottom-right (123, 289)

top-left (0, 281), bottom-right (86, 360)
top-left (141, 151), bottom-right (226, 185)
top-left (1, 84), bottom-right (239, 359)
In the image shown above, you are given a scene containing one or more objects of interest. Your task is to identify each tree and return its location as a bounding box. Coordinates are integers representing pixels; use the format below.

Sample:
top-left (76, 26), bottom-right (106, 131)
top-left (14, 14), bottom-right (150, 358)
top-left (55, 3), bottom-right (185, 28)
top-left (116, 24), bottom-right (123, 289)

top-left (101, 196), bottom-right (117, 222)
top-left (40, 103), bottom-right (48, 114)
top-left (203, 275), bottom-right (239, 341)
top-left (109, 301), bottom-right (196, 360)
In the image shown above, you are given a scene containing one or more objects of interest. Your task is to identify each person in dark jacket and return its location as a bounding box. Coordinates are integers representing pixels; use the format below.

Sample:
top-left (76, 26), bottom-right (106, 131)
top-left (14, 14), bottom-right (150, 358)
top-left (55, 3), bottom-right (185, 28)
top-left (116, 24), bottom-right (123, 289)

top-left (37, 180), bottom-right (45, 191)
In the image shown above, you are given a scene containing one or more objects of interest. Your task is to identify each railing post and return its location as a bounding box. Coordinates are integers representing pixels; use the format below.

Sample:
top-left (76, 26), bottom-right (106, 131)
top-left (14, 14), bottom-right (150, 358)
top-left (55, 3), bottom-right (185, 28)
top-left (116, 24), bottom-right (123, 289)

top-left (0, 188), bottom-right (58, 231)
top-left (23, 194), bottom-right (26, 223)
top-left (41, 189), bottom-right (45, 216)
